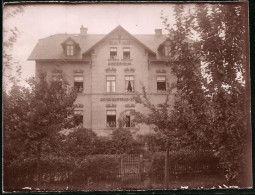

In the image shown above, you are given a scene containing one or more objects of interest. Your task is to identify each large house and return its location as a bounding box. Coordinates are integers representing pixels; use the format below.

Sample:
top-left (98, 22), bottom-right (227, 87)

top-left (28, 25), bottom-right (177, 136)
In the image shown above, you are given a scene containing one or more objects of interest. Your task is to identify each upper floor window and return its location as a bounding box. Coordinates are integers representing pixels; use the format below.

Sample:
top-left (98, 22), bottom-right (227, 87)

top-left (164, 45), bottom-right (171, 56)
top-left (106, 110), bottom-right (116, 128)
top-left (110, 47), bottom-right (117, 59)
top-left (52, 74), bottom-right (63, 88)
top-left (74, 110), bottom-right (83, 126)
top-left (74, 76), bottom-right (84, 92)
top-left (67, 45), bottom-right (74, 56)
top-left (123, 47), bottom-right (130, 59)
top-left (125, 76), bottom-right (134, 93)
top-left (106, 76), bottom-right (116, 93)
top-left (157, 76), bottom-right (166, 92)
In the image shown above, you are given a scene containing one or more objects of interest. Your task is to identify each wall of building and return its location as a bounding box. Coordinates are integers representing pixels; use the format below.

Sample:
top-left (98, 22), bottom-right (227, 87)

top-left (35, 30), bottom-right (177, 136)
top-left (35, 60), bottom-right (92, 129)
top-left (89, 31), bottom-right (151, 135)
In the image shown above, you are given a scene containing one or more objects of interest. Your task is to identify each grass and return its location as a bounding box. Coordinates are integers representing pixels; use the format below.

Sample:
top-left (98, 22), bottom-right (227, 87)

top-left (20, 174), bottom-right (227, 191)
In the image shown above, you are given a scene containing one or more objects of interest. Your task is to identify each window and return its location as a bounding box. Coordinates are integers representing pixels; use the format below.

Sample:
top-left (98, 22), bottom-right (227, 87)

top-left (123, 47), bottom-right (130, 59)
top-left (164, 45), bottom-right (171, 56)
top-left (107, 76), bottom-right (116, 93)
top-left (74, 76), bottom-right (84, 92)
top-left (110, 47), bottom-right (117, 59)
top-left (106, 110), bottom-right (116, 128)
top-left (52, 74), bottom-right (63, 88)
top-left (74, 110), bottom-right (83, 126)
top-left (67, 45), bottom-right (74, 56)
top-left (124, 110), bottom-right (135, 128)
top-left (157, 76), bottom-right (166, 92)
top-left (125, 76), bottom-right (134, 92)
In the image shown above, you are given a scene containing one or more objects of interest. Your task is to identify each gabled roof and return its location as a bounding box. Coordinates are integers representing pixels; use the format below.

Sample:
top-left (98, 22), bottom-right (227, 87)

top-left (28, 25), bottom-right (170, 61)
top-left (28, 34), bottom-right (104, 61)
top-left (82, 25), bottom-right (156, 56)
top-left (61, 37), bottom-right (81, 50)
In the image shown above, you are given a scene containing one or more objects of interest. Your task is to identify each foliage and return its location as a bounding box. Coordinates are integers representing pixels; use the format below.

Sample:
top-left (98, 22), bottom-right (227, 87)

top-left (150, 151), bottom-right (222, 181)
top-left (137, 133), bottom-right (166, 153)
top-left (3, 73), bottom-right (78, 190)
top-left (62, 127), bottom-right (98, 158)
top-left (110, 129), bottom-right (144, 154)
top-left (194, 3), bottom-right (251, 186)
top-left (3, 5), bottom-right (24, 87)
top-left (162, 4), bottom-right (209, 151)
top-left (71, 155), bottom-right (120, 183)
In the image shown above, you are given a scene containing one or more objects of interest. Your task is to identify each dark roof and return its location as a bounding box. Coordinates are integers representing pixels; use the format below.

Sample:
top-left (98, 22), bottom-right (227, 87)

top-left (28, 26), bottom-right (169, 61)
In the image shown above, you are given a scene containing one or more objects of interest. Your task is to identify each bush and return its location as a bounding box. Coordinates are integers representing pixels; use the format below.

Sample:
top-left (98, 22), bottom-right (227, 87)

top-left (149, 150), bottom-right (222, 181)
top-left (110, 128), bottom-right (144, 154)
top-left (71, 155), bottom-right (120, 183)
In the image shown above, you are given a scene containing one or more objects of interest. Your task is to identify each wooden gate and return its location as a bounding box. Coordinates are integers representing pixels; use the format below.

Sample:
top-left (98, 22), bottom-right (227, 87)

top-left (120, 154), bottom-right (144, 181)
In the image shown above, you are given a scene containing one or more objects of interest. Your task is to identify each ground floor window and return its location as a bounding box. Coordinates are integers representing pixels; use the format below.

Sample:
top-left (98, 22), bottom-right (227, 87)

top-left (157, 76), bottom-right (166, 92)
top-left (124, 110), bottom-right (135, 128)
top-left (74, 110), bottom-right (83, 126)
top-left (74, 76), bottom-right (84, 92)
top-left (106, 110), bottom-right (116, 128)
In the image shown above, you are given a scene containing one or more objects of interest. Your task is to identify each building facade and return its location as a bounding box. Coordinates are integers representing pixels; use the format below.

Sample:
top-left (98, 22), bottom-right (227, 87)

top-left (28, 25), bottom-right (177, 136)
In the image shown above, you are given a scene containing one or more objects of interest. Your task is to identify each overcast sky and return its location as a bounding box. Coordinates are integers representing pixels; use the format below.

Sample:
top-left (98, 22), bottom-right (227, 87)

top-left (4, 3), bottom-right (183, 83)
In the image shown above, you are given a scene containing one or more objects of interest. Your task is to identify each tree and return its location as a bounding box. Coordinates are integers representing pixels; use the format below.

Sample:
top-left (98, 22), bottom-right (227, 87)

top-left (3, 73), bottom-right (77, 189)
top-left (3, 5), bottom-right (24, 88)
top-left (132, 85), bottom-right (177, 188)
top-left (158, 3), bottom-right (251, 187)
top-left (195, 3), bottom-right (251, 186)
top-left (132, 4), bottom-right (207, 188)
top-left (162, 4), bottom-right (209, 151)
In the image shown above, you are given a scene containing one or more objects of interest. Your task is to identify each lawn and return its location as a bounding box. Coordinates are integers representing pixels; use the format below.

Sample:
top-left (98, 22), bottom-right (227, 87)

top-left (18, 174), bottom-right (227, 191)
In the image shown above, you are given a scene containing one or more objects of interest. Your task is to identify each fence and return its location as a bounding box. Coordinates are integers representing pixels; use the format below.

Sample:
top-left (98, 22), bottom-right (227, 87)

top-left (11, 154), bottom-right (224, 187)
top-left (120, 154), bottom-right (144, 181)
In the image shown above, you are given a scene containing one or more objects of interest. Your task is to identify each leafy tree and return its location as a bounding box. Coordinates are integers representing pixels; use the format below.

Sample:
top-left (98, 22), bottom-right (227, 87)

top-left (3, 73), bottom-right (77, 189)
top-left (110, 128), bottom-right (143, 154)
top-left (195, 3), bottom-right (251, 186)
top-left (132, 86), bottom-right (176, 187)
top-left (132, 5), bottom-right (206, 188)
top-left (3, 5), bottom-right (24, 87)
top-left (162, 4), bottom-right (209, 151)
top-left (62, 127), bottom-right (98, 158)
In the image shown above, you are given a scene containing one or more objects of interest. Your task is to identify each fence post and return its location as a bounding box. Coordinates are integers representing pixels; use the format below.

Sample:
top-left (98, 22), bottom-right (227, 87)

top-left (139, 154), bottom-right (143, 182)
top-left (121, 156), bottom-right (123, 182)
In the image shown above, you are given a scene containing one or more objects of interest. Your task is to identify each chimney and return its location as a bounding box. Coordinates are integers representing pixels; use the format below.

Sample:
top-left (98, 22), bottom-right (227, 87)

top-left (155, 29), bottom-right (162, 36)
top-left (80, 25), bottom-right (88, 36)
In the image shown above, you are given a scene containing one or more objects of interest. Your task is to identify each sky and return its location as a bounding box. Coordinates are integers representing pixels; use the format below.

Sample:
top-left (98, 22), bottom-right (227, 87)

top-left (3, 3), bottom-right (183, 84)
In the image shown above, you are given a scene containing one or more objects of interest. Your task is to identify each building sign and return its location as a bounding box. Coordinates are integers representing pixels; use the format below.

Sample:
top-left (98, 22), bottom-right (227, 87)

top-left (100, 97), bottom-right (135, 102)
top-left (108, 61), bottom-right (131, 66)
top-left (108, 59), bottom-right (132, 66)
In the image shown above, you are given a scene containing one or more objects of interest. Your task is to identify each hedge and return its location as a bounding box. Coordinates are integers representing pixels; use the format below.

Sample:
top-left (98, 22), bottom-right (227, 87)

top-left (149, 150), bottom-right (223, 181)
top-left (71, 155), bottom-right (121, 183)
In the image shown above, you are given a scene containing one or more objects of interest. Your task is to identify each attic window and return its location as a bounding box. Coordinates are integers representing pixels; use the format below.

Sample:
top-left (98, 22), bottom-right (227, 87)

top-left (67, 45), bottom-right (74, 56)
top-left (110, 47), bottom-right (117, 59)
top-left (123, 47), bottom-right (130, 59)
top-left (164, 45), bottom-right (171, 56)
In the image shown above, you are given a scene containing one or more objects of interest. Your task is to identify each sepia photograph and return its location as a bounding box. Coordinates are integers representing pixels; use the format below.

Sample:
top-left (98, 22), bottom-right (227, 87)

top-left (3, 1), bottom-right (252, 192)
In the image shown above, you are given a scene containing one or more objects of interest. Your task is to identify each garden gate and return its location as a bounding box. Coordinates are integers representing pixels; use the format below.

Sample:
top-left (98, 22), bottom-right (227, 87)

top-left (120, 154), bottom-right (144, 181)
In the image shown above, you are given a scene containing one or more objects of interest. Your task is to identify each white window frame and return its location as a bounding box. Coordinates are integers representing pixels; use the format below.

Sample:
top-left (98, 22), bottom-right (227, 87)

top-left (67, 45), bottom-right (74, 56)
top-left (106, 76), bottom-right (116, 93)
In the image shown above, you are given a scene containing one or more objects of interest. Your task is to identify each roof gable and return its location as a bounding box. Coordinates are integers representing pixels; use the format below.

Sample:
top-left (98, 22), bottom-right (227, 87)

top-left (82, 25), bottom-right (156, 56)
top-left (158, 37), bottom-right (172, 51)
top-left (61, 37), bottom-right (81, 50)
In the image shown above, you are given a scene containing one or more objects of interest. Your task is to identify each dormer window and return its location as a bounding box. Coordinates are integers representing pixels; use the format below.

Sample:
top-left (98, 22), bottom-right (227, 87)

top-left (67, 45), bottom-right (74, 56)
top-left (164, 45), bottom-right (171, 56)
